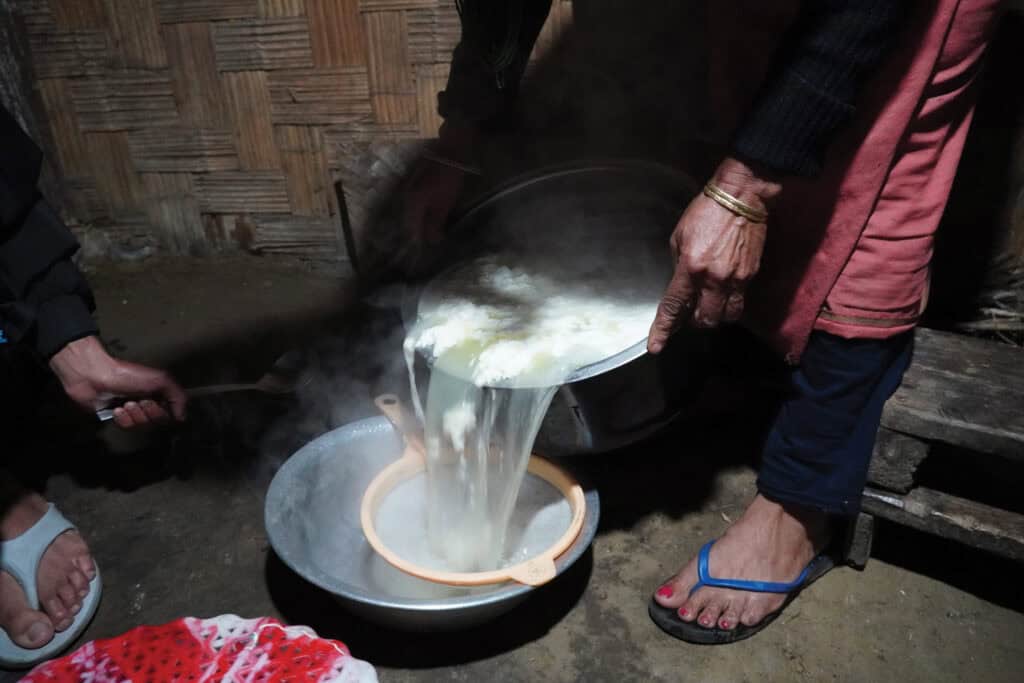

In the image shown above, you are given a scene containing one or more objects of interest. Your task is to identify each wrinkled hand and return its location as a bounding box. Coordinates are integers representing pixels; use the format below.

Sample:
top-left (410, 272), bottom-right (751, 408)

top-left (50, 335), bottom-right (187, 429)
top-left (647, 159), bottom-right (780, 354)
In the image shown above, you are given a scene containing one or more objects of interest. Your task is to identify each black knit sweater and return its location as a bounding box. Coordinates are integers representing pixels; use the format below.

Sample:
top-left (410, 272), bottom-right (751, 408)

top-left (0, 105), bottom-right (97, 358)
top-left (440, 0), bottom-right (912, 176)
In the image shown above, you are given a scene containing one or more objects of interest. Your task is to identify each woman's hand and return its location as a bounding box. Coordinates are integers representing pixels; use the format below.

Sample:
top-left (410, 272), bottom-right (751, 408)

top-left (49, 335), bottom-right (187, 428)
top-left (647, 158), bottom-right (781, 353)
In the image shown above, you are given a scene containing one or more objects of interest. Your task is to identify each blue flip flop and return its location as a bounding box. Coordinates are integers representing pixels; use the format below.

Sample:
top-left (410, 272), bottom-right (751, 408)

top-left (648, 540), bottom-right (835, 645)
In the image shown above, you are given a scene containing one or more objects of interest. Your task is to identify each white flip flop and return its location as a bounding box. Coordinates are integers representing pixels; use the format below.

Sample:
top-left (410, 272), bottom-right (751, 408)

top-left (0, 504), bottom-right (102, 669)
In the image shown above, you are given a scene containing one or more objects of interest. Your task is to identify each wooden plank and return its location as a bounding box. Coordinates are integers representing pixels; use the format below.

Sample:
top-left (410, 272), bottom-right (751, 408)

top-left (147, 194), bottom-right (206, 253)
top-left (843, 512), bottom-right (875, 569)
top-left (128, 127), bottom-right (239, 172)
top-left (140, 170), bottom-right (193, 196)
top-left (258, 0), bottom-right (306, 17)
top-left (275, 126), bottom-right (333, 217)
top-left (248, 215), bottom-right (339, 257)
top-left (17, 0), bottom-right (57, 35)
top-left (71, 70), bottom-right (179, 131)
top-left (29, 31), bottom-right (110, 78)
top-left (105, 0), bottom-right (167, 69)
top-left (433, 2), bottom-right (461, 62)
top-left (414, 62), bottom-right (446, 136)
top-left (50, 0), bottom-right (107, 30)
top-left (322, 119), bottom-right (420, 167)
top-left (202, 213), bottom-right (249, 246)
top-left (862, 486), bottom-right (1024, 562)
top-left (332, 137), bottom-right (423, 253)
top-left (333, 178), bottom-right (359, 271)
top-left (79, 209), bottom-right (155, 244)
top-left (37, 79), bottom-right (91, 177)
top-left (64, 176), bottom-right (109, 221)
top-left (364, 10), bottom-right (415, 123)
top-left (307, 0), bottom-right (366, 67)
top-left (407, 4), bottom-right (460, 65)
top-left (85, 131), bottom-right (145, 209)
top-left (84, 210), bottom-right (162, 258)
top-left (331, 137), bottom-right (423, 179)
top-left (321, 119), bottom-right (421, 143)
top-left (141, 172), bottom-right (207, 253)
top-left (195, 171), bottom-right (290, 213)
top-left (363, 10), bottom-right (413, 93)
top-left (99, 209), bottom-right (160, 234)
top-left (405, 8), bottom-right (434, 64)
top-left (268, 67), bottom-right (372, 124)
top-left (372, 93), bottom-right (417, 124)
top-left (866, 428), bottom-right (931, 493)
top-left (222, 71), bottom-right (281, 169)
top-left (882, 328), bottom-right (1024, 461)
top-left (212, 17), bottom-right (313, 71)
top-left (163, 22), bottom-right (231, 126)
top-left (156, 0), bottom-right (258, 23)
top-left (358, 0), bottom-right (435, 10)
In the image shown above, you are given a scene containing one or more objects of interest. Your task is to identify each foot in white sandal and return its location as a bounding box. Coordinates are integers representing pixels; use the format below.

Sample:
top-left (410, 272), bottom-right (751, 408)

top-left (0, 492), bottom-right (102, 669)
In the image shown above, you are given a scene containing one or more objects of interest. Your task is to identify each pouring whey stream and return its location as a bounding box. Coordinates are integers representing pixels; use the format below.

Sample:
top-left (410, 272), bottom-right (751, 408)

top-left (403, 253), bottom-right (660, 571)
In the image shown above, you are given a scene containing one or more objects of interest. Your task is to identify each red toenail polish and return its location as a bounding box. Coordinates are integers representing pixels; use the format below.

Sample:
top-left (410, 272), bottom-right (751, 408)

top-left (657, 586), bottom-right (673, 598)
top-left (720, 620), bottom-right (730, 629)
top-left (678, 608), bottom-right (689, 617)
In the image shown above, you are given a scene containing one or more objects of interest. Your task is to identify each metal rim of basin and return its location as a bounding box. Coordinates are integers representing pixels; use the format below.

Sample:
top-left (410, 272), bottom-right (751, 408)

top-left (264, 416), bottom-right (601, 616)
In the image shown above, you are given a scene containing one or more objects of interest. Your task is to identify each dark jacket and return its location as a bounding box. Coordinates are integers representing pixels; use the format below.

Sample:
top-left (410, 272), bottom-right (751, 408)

top-left (0, 104), bottom-right (97, 358)
top-left (439, 0), bottom-right (910, 176)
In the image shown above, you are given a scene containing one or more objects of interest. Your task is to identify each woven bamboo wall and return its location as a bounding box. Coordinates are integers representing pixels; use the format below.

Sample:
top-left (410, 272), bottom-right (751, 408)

top-left (15, 0), bottom-right (574, 261)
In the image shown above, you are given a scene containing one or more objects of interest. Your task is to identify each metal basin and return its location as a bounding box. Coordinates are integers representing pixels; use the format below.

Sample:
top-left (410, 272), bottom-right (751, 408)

top-left (264, 416), bottom-right (600, 631)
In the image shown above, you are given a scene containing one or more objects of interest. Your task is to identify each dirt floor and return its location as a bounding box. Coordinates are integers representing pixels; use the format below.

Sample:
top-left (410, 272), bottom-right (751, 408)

top-left (3, 255), bottom-right (1023, 682)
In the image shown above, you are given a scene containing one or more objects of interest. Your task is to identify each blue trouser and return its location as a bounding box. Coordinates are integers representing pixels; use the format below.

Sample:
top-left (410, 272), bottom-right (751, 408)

top-left (757, 330), bottom-right (914, 516)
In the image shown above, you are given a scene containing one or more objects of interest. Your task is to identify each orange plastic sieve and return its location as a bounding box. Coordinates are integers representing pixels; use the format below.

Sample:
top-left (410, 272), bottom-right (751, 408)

top-left (360, 395), bottom-right (587, 587)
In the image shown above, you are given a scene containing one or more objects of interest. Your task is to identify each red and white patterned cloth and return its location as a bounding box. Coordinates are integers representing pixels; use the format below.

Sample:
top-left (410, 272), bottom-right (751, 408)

top-left (21, 615), bottom-right (377, 682)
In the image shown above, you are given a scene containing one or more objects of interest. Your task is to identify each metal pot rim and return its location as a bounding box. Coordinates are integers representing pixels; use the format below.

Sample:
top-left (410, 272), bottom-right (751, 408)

top-left (400, 158), bottom-right (697, 388)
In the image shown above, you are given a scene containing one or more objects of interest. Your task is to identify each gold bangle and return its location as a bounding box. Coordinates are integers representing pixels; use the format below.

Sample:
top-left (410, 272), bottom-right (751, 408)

top-left (703, 182), bottom-right (768, 224)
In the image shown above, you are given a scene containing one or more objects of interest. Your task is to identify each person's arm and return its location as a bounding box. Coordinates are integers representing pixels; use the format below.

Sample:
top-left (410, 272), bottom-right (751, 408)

top-left (0, 105), bottom-right (185, 426)
top-left (438, 0), bottom-right (553, 132)
top-left (399, 1), bottom-right (552, 250)
top-left (649, 0), bottom-right (912, 350)
top-left (731, 0), bottom-right (912, 176)
top-left (0, 105), bottom-right (96, 358)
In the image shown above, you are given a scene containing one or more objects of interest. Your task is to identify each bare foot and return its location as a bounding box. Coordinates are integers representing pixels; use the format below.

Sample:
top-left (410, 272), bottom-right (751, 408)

top-left (0, 492), bottom-right (95, 649)
top-left (653, 494), bottom-right (829, 631)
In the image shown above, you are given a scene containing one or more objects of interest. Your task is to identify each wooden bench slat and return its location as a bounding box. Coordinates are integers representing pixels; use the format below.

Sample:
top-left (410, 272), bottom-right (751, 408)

top-left (866, 428), bottom-right (930, 493)
top-left (862, 486), bottom-right (1024, 562)
top-left (881, 328), bottom-right (1024, 461)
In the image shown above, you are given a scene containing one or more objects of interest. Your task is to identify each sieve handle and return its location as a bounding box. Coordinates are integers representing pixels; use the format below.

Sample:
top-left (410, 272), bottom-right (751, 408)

top-left (506, 557), bottom-right (558, 587)
top-left (375, 394), bottom-right (426, 454)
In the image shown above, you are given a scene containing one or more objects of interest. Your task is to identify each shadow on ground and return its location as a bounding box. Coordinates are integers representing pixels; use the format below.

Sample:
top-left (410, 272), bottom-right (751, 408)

top-left (872, 521), bottom-right (1024, 615)
top-left (266, 548), bottom-right (594, 668)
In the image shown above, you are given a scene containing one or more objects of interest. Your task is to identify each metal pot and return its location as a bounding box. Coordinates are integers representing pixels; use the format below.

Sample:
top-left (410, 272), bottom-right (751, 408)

top-left (403, 160), bottom-right (710, 456)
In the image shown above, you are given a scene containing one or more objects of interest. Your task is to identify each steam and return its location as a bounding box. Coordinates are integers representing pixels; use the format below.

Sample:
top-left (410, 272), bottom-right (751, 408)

top-left (255, 298), bottom-right (412, 485)
top-left (254, 0), bottom-right (708, 486)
